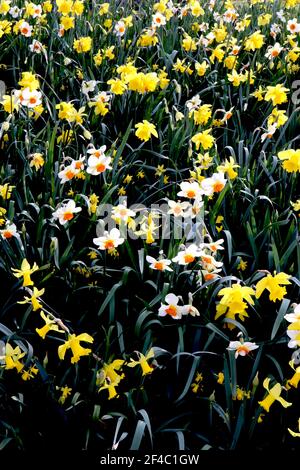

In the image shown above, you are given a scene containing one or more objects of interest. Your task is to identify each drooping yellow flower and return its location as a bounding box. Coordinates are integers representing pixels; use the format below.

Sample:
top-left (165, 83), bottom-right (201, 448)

top-left (11, 258), bottom-right (39, 286)
top-left (287, 360), bottom-right (300, 389)
top-left (29, 153), bottom-right (44, 171)
top-left (127, 349), bottom-right (155, 376)
top-left (216, 372), bottom-right (224, 384)
top-left (0, 344), bottom-right (25, 372)
top-left (135, 120), bottom-right (158, 142)
top-left (58, 333), bottom-right (94, 363)
top-left (255, 272), bottom-right (291, 302)
top-left (258, 378), bottom-right (292, 412)
top-left (36, 311), bottom-right (65, 339)
top-left (97, 359), bottom-right (125, 399)
top-left (217, 157), bottom-right (240, 180)
top-left (18, 286), bottom-right (45, 311)
top-left (58, 386), bottom-right (72, 404)
top-left (21, 366), bottom-right (39, 381)
top-left (0, 183), bottom-right (14, 200)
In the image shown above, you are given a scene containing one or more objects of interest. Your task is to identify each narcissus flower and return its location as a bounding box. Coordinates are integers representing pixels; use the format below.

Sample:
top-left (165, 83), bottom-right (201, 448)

top-left (135, 120), bottom-right (158, 142)
top-left (93, 228), bottom-right (125, 250)
top-left (58, 333), bottom-right (94, 363)
top-left (11, 258), bottom-right (39, 286)
top-left (87, 155), bottom-right (112, 175)
top-left (159, 293), bottom-right (185, 319)
top-left (201, 172), bottom-right (227, 196)
top-left (146, 255), bottom-right (173, 271)
top-left (287, 321), bottom-right (300, 348)
top-left (227, 339), bottom-right (259, 358)
top-left (114, 20), bottom-right (126, 37)
top-left (177, 181), bottom-right (202, 199)
top-left (255, 272), bottom-right (291, 302)
top-left (0, 222), bottom-right (17, 239)
top-left (111, 203), bottom-right (136, 224)
top-left (258, 377), bottom-right (292, 412)
top-left (128, 349), bottom-right (155, 375)
top-left (172, 244), bottom-right (201, 265)
top-left (285, 304), bottom-right (300, 323)
top-left (287, 18), bottom-right (300, 34)
top-left (52, 200), bottom-right (82, 225)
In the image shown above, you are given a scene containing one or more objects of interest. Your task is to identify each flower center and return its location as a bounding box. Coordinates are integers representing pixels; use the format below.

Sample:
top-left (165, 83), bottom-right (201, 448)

top-left (187, 190), bottom-right (196, 198)
top-left (204, 273), bottom-right (215, 281)
top-left (184, 254), bottom-right (195, 264)
top-left (154, 261), bottom-right (164, 271)
top-left (213, 182), bottom-right (224, 192)
top-left (96, 163), bottom-right (106, 173)
top-left (65, 170), bottom-right (75, 180)
top-left (104, 239), bottom-right (115, 249)
top-left (165, 305), bottom-right (177, 317)
top-left (3, 230), bottom-right (13, 239)
top-left (237, 345), bottom-right (250, 355)
top-left (63, 211), bottom-right (74, 221)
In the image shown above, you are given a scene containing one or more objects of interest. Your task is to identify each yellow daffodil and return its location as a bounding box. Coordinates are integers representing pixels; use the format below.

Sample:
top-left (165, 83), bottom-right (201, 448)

top-left (135, 120), bottom-right (158, 142)
top-left (258, 378), bottom-right (292, 412)
top-left (127, 349), bottom-right (155, 376)
top-left (11, 259), bottom-right (39, 286)
top-left (18, 286), bottom-right (45, 311)
top-left (58, 333), bottom-right (94, 363)
top-left (255, 272), bottom-right (291, 302)
top-left (36, 311), bottom-right (65, 339)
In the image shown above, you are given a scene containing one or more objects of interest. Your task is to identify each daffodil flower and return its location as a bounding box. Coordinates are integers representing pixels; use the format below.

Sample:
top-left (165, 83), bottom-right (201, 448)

top-left (18, 287), bottom-right (45, 311)
top-left (58, 333), bottom-right (94, 364)
top-left (287, 360), bottom-right (300, 389)
top-left (127, 349), bottom-right (155, 376)
top-left (11, 258), bottom-right (39, 286)
top-left (36, 311), bottom-right (65, 339)
top-left (258, 378), bottom-right (292, 412)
